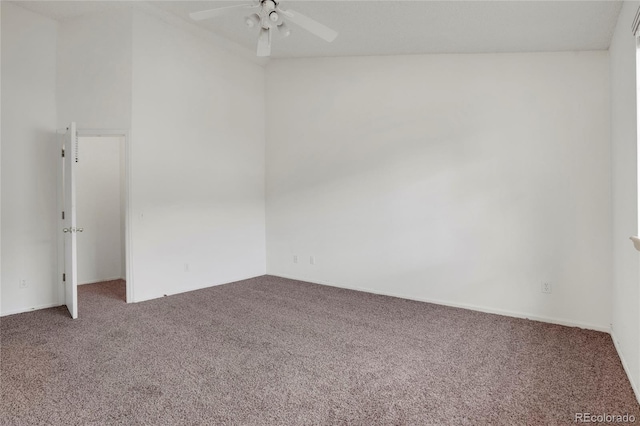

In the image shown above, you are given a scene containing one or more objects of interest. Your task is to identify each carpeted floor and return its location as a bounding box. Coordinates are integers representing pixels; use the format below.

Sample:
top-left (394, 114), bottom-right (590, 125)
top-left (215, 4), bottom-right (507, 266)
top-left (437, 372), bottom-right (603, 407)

top-left (1, 276), bottom-right (638, 425)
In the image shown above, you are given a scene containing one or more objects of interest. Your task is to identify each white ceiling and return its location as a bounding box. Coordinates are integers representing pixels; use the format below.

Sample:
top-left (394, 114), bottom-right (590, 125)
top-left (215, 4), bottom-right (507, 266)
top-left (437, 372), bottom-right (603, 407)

top-left (14, 1), bottom-right (624, 58)
top-left (13, 0), bottom-right (130, 21)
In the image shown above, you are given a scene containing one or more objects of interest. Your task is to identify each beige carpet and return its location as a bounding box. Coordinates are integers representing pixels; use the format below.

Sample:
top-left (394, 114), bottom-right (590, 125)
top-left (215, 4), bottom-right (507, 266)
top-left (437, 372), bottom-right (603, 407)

top-left (1, 276), bottom-right (638, 425)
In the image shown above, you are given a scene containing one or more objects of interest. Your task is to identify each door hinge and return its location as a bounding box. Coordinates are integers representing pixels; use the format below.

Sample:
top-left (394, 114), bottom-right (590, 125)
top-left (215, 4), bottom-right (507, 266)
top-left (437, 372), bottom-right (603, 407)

top-left (63, 273), bottom-right (66, 282)
top-left (62, 211), bottom-right (65, 220)
top-left (61, 149), bottom-right (65, 158)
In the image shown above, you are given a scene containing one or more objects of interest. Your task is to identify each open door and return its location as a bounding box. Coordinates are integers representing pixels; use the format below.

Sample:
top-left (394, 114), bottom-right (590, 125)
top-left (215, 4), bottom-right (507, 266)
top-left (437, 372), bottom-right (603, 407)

top-left (63, 122), bottom-right (79, 319)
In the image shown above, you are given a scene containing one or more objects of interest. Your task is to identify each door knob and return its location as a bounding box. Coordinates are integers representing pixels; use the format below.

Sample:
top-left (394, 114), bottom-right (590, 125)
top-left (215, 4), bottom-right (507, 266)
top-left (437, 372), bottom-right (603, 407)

top-left (63, 227), bottom-right (83, 233)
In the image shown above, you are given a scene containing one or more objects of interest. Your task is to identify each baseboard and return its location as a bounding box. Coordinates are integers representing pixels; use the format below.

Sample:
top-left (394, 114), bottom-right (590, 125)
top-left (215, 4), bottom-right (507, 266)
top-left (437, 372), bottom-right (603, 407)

top-left (79, 277), bottom-right (125, 285)
top-left (269, 273), bottom-right (611, 333)
top-left (611, 330), bottom-right (640, 404)
top-left (0, 302), bottom-right (62, 317)
top-left (133, 273), bottom-right (266, 303)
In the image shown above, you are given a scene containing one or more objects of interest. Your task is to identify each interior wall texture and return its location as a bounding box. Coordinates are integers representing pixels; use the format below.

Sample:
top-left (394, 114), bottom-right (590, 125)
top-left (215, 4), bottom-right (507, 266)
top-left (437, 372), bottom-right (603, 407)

top-left (56, 7), bottom-right (133, 131)
top-left (1, 3), bottom-right (59, 315)
top-left (1, 3), bottom-right (268, 314)
top-left (0, 4), bottom-right (134, 316)
top-left (76, 136), bottom-right (124, 285)
top-left (610, 0), bottom-right (640, 400)
top-left (130, 9), bottom-right (267, 302)
top-left (265, 51), bottom-right (612, 332)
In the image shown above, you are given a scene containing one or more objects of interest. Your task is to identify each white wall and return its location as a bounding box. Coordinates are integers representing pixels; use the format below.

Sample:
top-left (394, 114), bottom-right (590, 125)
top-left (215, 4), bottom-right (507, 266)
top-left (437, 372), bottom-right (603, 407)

top-left (130, 10), bottom-right (266, 302)
top-left (1, 2), bottom-right (3, 314)
top-left (120, 136), bottom-right (126, 280)
top-left (1, 3), bottom-right (59, 315)
top-left (56, 5), bottom-right (268, 301)
top-left (266, 52), bottom-right (612, 331)
top-left (610, 0), bottom-right (640, 400)
top-left (76, 136), bottom-right (124, 284)
top-left (56, 7), bottom-right (132, 130)
top-left (2, 3), bottom-right (266, 313)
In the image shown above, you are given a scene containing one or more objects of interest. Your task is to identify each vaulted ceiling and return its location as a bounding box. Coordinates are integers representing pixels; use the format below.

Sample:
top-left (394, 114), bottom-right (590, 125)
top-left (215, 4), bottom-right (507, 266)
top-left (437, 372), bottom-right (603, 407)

top-left (14, 1), bottom-right (624, 58)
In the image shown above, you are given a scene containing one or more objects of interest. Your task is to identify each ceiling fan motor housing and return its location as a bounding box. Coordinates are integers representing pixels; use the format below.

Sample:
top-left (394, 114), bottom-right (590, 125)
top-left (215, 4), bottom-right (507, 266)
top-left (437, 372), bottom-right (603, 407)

top-left (259, 0), bottom-right (282, 29)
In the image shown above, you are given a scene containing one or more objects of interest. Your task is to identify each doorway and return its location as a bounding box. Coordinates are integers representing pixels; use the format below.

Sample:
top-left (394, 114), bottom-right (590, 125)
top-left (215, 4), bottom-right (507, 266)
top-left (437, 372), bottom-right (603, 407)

top-left (76, 136), bottom-right (125, 289)
top-left (58, 126), bottom-right (132, 318)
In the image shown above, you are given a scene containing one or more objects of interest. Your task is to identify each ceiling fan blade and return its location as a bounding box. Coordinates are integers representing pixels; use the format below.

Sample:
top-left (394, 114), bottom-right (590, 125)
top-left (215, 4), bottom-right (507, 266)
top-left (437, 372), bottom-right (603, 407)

top-left (257, 27), bottom-right (272, 57)
top-left (278, 8), bottom-right (338, 42)
top-left (189, 4), bottom-right (258, 21)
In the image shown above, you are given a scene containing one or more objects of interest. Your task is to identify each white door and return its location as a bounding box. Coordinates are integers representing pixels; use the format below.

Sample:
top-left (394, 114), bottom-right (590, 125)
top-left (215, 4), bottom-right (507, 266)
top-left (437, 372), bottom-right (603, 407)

top-left (63, 123), bottom-right (79, 319)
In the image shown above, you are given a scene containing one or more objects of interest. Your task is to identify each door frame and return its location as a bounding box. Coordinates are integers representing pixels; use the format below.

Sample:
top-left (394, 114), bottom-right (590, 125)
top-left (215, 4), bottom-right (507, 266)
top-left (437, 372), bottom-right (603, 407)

top-left (57, 128), bottom-right (134, 304)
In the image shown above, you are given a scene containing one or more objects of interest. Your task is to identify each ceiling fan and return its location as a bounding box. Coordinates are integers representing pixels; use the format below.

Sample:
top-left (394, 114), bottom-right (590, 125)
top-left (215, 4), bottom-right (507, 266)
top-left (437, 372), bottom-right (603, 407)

top-left (189, 0), bottom-right (338, 57)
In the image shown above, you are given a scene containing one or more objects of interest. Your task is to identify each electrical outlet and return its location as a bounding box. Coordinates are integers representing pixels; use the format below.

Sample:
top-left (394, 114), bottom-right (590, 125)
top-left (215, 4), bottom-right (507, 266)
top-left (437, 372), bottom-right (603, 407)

top-left (19, 279), bottom-right (27, 288)
top-left (541, 282), bottom-right (552, 294)
top-left (293, 255), bottom-right (298, 264)
top-left (310, 256), bottom-right (315, 265)
top-left (184, 263), bottom-right (189, 273)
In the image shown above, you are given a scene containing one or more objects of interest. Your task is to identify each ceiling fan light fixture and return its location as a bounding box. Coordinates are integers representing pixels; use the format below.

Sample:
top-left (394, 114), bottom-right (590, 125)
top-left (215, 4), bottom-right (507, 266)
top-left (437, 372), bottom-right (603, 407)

top-left (277, 22), bottom-right (291, 37)
top-left (245, 13), bottom-right (260, 29)
top-left (269, 11), bottom-right (279, 22)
